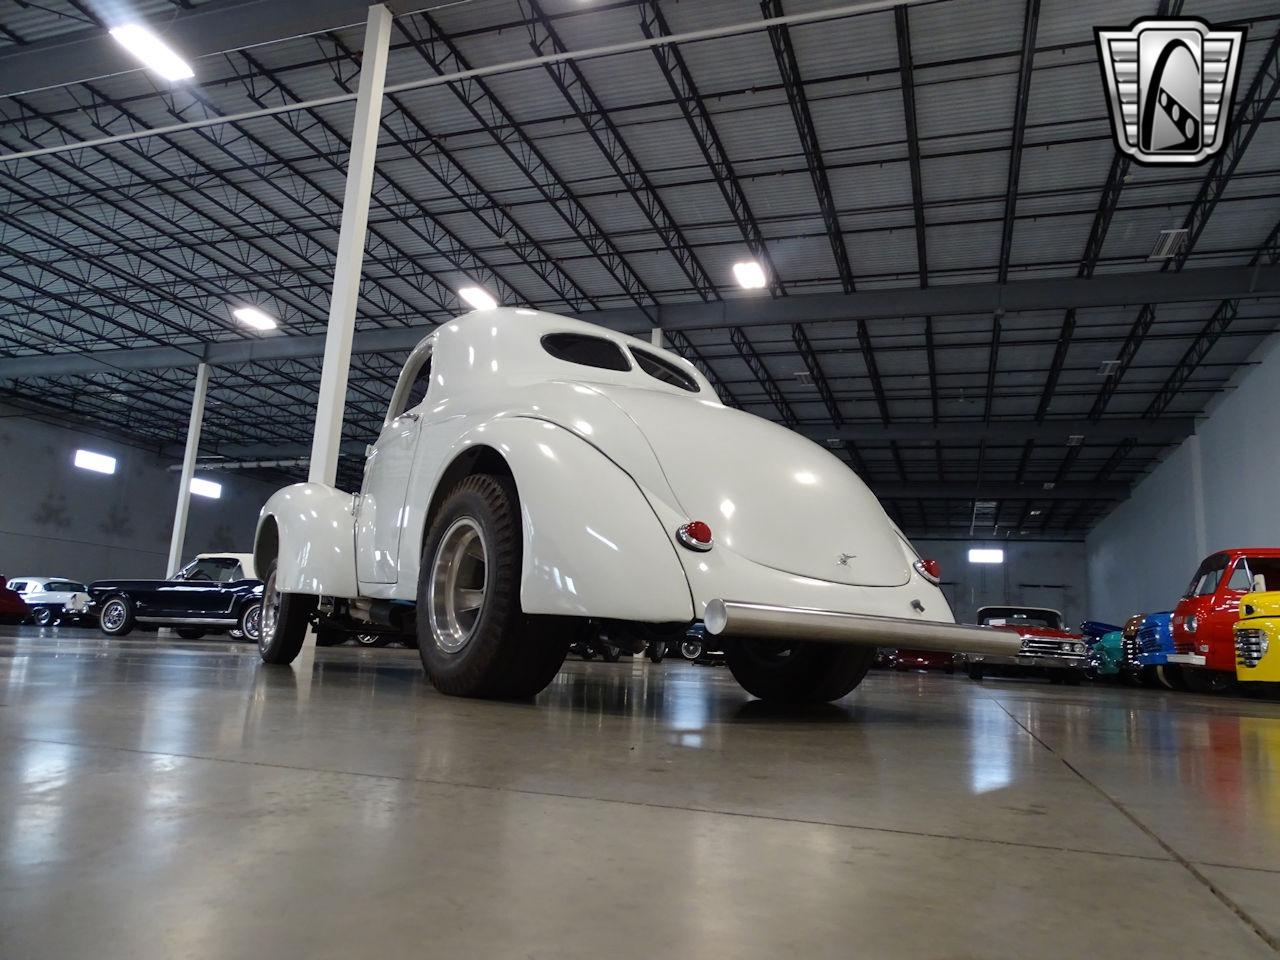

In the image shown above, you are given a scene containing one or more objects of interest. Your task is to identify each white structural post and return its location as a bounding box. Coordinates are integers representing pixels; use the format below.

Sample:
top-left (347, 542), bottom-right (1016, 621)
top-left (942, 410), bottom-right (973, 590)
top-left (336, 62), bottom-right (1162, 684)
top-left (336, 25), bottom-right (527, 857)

top-left (650, 328), bottom-right (663, 347)
top-left (167, 363), bottom-right (210, 577)
top-left (308, 3), bottom-right (393, 484)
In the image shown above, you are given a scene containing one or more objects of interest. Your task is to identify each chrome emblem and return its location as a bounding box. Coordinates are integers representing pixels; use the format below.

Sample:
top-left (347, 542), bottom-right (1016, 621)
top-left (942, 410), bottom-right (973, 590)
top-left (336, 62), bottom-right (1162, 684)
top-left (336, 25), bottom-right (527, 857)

top-left (1095, 18), bottom-right (1244, 165)
top-left (837, 553), bottom-right (856, 566)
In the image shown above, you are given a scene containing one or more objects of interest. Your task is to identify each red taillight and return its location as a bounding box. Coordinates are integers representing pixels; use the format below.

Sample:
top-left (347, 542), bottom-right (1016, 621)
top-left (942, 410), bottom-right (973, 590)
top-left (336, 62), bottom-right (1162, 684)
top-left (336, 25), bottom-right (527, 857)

top-left (677, 521), bottom-right (713, 552)
top-left (914, 558), bottom-right (941, 584)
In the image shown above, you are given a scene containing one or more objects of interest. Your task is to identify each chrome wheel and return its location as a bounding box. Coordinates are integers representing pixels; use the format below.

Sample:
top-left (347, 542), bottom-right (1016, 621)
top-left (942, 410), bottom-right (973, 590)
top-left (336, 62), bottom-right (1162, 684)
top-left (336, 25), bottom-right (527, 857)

top-left (101, 599), bottom-right (127, 633)
top-left (681, 640), bottom-right (703, 661)
top-left (34, 607), bottom-right (53, 626)
top-left (259, 570), bottom-right (281, 654)
top-left (428, 517), bottom-right (488, 654)
top-left (242, 602), bottom-right (263, 643)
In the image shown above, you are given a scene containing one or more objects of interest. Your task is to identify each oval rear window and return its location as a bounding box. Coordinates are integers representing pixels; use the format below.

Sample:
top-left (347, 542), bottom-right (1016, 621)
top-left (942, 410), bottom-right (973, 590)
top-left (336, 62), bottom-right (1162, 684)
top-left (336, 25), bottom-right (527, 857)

top-left (541, 333), bottom-right (630, 371)
top-left (630, 347), bottom-right (699, 392)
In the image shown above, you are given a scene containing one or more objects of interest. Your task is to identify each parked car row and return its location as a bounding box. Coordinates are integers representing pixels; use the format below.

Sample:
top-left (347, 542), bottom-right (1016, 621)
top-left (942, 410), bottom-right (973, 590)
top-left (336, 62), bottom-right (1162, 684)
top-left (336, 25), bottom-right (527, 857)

top-left (884, 548), bottom-right (1280, 699)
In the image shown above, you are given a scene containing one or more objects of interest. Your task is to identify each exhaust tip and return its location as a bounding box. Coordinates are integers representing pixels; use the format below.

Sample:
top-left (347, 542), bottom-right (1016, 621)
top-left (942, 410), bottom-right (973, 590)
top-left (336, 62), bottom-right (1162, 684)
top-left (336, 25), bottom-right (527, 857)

top-left (704, 599), bottom-right (728, 636)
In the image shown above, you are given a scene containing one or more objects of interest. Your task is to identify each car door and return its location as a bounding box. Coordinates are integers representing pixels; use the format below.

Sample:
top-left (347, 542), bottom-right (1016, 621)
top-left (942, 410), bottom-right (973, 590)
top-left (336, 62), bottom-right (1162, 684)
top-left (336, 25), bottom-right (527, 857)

top-left (357, 339), bottom-right (434, 583)
top-left (156, 557), bottom-right (238, 617)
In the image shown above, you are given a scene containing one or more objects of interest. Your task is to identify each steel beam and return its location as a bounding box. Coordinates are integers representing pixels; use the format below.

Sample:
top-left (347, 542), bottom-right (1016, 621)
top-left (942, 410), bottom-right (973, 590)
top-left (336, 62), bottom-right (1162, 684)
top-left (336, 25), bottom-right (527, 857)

top-left (798, 419), bottom-right (1192, 445)
top-left (4, 265), bottom-right (1279, 382)
top-left (1145, 217), bottom-right (1280, 418)
top-left (639, 0), bottom-right (783, 297)
top-left (520, 0), bottom-right (716, 302)
top-left (867, 482), bottom-right (1128, 502)
top-left (764, 0), bottom-right (854, 293)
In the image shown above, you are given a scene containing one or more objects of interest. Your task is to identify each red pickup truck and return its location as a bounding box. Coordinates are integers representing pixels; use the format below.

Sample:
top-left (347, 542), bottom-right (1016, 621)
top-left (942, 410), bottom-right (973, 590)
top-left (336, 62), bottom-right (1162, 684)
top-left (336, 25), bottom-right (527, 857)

top-left (1169, 549), bottom-right (1280, 693)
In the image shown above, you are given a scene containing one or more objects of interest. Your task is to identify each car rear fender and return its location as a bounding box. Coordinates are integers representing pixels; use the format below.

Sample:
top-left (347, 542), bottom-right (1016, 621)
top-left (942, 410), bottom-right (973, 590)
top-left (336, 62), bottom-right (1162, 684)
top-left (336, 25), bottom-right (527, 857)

top-left (255, 483), bottom-right (359, 597)
top-left (402, 416), bottom-right (693, 623)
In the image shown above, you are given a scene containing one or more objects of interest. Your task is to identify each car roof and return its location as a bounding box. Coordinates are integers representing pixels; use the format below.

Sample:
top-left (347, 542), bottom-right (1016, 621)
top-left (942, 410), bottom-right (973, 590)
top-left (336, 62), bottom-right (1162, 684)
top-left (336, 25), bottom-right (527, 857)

top-left (976, 605), bottom-right (1064, 618)
top-left (7, 576), bottom-right (82, 585)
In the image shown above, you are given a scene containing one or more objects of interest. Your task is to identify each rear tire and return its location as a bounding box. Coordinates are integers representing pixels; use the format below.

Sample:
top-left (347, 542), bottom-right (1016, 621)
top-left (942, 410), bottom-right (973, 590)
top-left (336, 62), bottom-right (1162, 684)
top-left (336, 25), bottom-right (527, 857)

top-left (967, 664), bottom-right (985, 681)
top-left (257, 561), bottom-right (316, 665)
top-left (417, 474), bottom-right (570, 699)
top-left (33, 606), bottom-right (55, 627)
top-left (647, 641), bottom-right (666, 663)
top-left (726, 640), bottom-right (875, 704)
top-left (680, 640), bottom-right (703, 661)
top-left (99, 596), bottom-right (135, 637)
top-left (238, 601), bottom-right (263, 645)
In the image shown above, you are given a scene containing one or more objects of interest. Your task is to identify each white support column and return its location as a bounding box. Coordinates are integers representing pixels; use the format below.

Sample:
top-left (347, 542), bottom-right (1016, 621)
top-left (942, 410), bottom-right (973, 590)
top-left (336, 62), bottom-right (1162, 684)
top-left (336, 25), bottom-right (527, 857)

top-left (650, 328), bottom-right (663, 348)
top-left (167, 363), bottom-right (210, 577)
top-left (308, 3), bottom-right (393, 485)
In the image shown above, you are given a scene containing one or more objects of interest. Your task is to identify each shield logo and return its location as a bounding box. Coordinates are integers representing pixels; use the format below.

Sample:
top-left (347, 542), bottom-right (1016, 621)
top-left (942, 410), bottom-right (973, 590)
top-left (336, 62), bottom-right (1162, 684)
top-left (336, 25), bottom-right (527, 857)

top-left (1095, 18), bottom-right (1245, 165)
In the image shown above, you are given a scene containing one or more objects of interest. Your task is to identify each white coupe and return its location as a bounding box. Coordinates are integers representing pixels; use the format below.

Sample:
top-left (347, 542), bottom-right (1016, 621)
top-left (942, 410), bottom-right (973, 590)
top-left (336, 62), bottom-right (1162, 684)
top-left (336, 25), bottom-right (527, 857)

top-left (253, 309), bottom-right (1013, 701)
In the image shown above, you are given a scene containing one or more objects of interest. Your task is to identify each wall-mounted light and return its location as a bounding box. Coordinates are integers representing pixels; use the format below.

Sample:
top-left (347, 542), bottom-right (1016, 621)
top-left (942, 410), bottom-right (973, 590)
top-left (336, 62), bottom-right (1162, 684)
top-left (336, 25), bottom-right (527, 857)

top-left (74, 449), bottom-right (117, 474)
top-left (109, 24), bottom-right (194, 81)
top-left (190, 477), bottom-right (222, 499)
top-left (968, 548), bottom-right (1004, 564)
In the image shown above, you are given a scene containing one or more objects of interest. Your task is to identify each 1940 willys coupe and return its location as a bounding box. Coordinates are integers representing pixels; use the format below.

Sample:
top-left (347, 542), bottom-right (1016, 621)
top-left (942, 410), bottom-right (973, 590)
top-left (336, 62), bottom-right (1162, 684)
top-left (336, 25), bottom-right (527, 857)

top-left (253, 309), bottom-right (1014, 702)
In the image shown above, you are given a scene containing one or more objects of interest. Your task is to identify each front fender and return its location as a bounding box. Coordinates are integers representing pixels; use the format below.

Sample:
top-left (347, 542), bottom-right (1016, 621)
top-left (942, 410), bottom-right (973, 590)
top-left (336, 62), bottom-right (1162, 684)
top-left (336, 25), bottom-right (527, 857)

top-left (403, 417), bottom-right (693, 623)
top-left (256, 482), bottom-right (359, 597)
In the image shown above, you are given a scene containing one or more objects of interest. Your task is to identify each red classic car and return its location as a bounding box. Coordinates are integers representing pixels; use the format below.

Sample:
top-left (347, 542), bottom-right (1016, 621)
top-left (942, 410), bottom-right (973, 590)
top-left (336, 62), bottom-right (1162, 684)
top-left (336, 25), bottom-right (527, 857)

top-left (963, 605), bottom-right (1090, 684)
top-left (0, 576), bottom-right (30, 625)
top-left (1169, 549), bottom-right (1280, 693)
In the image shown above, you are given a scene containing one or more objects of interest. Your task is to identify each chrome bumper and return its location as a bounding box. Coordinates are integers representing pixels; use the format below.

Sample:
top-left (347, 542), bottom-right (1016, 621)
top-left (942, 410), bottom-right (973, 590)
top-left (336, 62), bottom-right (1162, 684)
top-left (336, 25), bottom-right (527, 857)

top-left (703, 600), bottom-right (1023, 657)
top-left (967, 653), bottom-right (1086, 670)
top-left (1167, 653), bottom-right (1207, 667)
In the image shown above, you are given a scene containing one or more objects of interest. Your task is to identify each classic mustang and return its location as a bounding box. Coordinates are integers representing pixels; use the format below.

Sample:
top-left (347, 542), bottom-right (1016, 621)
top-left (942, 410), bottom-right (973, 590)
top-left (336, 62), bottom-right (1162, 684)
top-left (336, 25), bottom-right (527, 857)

top-left (252, 309), bottom-right (1017, 702)
top-left (89, 553), bottom-right (263, 642)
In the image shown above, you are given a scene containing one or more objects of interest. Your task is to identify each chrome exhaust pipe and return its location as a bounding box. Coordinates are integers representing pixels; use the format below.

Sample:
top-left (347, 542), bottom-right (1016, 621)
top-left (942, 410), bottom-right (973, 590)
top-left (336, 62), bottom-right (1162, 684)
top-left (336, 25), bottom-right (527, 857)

top-left (703, 599), bottom-right (1024, 657)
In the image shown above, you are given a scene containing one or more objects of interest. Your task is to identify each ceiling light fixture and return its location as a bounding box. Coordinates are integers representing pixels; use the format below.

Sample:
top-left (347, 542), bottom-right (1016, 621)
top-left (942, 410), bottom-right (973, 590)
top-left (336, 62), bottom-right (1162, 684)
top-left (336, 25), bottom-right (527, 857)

top-left (233, 306), bottom-right (277, 331)
top-left (109, 24), bottom-right (195, 82)
top-left (732, 260), bottom-right (768, 290)
top-left (458, 286), bottom-right (498, 311)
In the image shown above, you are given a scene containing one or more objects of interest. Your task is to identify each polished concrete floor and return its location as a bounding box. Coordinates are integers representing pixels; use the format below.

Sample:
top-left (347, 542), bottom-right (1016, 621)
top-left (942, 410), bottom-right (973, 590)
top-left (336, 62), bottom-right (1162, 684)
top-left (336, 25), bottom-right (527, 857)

top-left (3, 627), bottom-right (1280, 959)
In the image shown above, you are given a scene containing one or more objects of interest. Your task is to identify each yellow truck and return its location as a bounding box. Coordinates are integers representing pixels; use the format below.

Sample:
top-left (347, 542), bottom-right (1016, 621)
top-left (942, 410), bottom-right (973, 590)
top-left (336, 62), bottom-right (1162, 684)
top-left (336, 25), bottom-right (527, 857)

top-left (1233, 592), bottom-right (1280, 684)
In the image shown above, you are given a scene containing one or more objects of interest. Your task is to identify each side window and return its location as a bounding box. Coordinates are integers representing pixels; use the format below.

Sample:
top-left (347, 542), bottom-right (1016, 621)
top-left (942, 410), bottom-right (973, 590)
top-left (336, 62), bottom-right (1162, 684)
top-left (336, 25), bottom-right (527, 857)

top-left (541, 333), bottom-right (630, 371)
top-left (630, 347), bottom-right (699, 392)
top-left (1247, 559), bottom-right (1280, 593)
top-left (10, 581), bottom-right (28, 593)
top-left (387, 343), bottom-right (434, 421)
top-left (403, 357), bottom-right (433, 412)
top-left (1227, 561), bottom-right (1252, 593)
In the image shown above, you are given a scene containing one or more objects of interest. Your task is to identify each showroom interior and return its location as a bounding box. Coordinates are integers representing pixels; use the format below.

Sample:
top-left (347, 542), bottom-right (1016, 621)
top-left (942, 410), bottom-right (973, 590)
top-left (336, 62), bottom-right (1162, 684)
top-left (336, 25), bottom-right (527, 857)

top-left (1, 0), bottom-right (1279, 955)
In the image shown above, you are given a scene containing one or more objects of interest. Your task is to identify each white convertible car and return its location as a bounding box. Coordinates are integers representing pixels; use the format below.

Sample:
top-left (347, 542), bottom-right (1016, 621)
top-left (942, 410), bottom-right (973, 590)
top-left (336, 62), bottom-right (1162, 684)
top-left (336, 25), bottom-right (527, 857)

top-left (254, 309), bottom-right (1015, 701)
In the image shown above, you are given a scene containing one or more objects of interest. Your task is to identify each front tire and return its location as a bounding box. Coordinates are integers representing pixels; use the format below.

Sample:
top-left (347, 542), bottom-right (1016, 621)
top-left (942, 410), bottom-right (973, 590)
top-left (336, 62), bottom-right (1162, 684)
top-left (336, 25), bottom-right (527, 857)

top-left (726, 640), bottom-right (875, 704)
top-left (33, 606), bottom-right (55, 627)
top-left (176, 627), bottom-right (206, 640)
top-left (257, 562), bottom-right (316, 665)
top-left (680, 640), bottom-right (703, 661)
top-left (99, 596), bottom-right (135, 637)
top-left (416, 474), bottom-right (570, 699)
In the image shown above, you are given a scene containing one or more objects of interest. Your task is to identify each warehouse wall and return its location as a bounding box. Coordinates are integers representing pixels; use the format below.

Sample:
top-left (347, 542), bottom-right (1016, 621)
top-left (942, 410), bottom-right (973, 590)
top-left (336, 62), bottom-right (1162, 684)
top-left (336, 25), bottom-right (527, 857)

top-left (1087, 333), bottom-right (1280, 624)
top-left (913, 538), bottom-right (1090, 628)
top-left (0, 409), bottom-right (281, 582)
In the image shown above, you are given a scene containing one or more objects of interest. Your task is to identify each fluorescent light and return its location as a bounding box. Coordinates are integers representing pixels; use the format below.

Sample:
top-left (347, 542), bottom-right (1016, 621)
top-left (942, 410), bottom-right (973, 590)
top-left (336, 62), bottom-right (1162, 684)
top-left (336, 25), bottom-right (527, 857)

top-left (968, 548), bottom-right (1004, 564)
top-left (732, 260), bottom-right (768, 290)
top-left (458, 286), bottom-right (498, 311)
top-left (233, 306), bottom-right (276, 330)
top-left (109, 24), bottom-right (194, 82)
top-left (190, 477), bottom-right (222, 499)
top-left (74, 449), bottom-right (117, 475)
